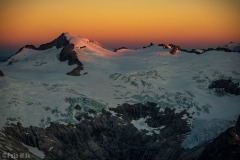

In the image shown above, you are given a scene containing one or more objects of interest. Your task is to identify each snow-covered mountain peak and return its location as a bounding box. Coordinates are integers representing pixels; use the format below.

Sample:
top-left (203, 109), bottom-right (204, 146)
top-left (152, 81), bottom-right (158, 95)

top-left (64, 32), bottom-right (115, 59)
top-left (64, 32), bottom-right (92, 44)
top-left (64, 33), bottom-right (99, 44)
top-left (5, 32), bottom-right (119, 68)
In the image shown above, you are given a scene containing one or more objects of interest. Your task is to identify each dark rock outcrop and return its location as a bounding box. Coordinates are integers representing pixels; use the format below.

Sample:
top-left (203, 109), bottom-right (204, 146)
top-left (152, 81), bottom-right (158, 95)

top-left (0, 70), bottom-right (4, 77)
top-left (198, 115), bottom-right (240, 160)
top-left (170, 45), bottom-right (181, 55)
top-left (14, 33), bottom-right (69, 55)
top-left (176, 145), bottom-right (206, 160)
top-left (214, 47), bottom-right (232, 52)
top-left (181, 49), bottom-right (204, 55)
top-left (149, 42), bottom-right (154, 47)
top-left (180, 43), bottom-right (240, 55)
top-left (1, 102), bottom-right (191, 160)
top-left (79, 46), bottom-right (86, 49)
top-left (168, 44), bottom-right (175, 48)
top-left (158, 44), bottom-right (170, 49)
top-left (143, 43), bottom-right (154, 49)
top-left (9, 33), bottom-right (84, 76)
top-left (7, 58), bottom-right (15, 65)
top-left (1, 102), bottom-right (239, 160)
top-left (209, 79), bottom-right (240, 95)
top-left (59, 44), bottom-right (84, 76)
top-left (66, 65), bottom-right (84, 76)
top-left (74, 104), bottom-right (82, 110)
top-left (114, 47), bottom-right (128, 52)
top-left (37, 33), bottom-right (69, 50)
top-left (15, 45), bottom-right (37, 54)
top-left (59, 44), bottom-right (81, 66)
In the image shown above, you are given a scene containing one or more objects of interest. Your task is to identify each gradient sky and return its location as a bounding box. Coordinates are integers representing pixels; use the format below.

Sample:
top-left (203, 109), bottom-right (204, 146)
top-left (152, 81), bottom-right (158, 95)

top-left (0, 0), bottom-right (239, 50)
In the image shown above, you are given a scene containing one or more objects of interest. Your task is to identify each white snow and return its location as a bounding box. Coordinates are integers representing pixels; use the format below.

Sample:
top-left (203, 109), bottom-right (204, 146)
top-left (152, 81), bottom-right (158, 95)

top-left (49, 146), bottom-right (53, 151)
top-left (0, 33), bottom-right (240, 148)
top-left (131, 117), bottom-right (163, 135)
top-left (22, 143), bottom-right (45, 159)
top-left (194, 49), bottom-right (204, 53)
top-left (64, 32), bottom-right (117, 62)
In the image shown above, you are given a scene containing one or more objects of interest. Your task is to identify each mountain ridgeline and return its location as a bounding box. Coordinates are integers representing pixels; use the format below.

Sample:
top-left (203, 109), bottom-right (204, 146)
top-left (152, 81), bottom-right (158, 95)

top-left (1, 33), bottom-right (240, 160)
top-left (7, 33), bottom-right (240, 76)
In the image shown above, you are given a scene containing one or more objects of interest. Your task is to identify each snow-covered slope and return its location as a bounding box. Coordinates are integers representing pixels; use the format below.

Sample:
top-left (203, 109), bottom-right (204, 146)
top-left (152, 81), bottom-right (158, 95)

top-left (224, 42), bottom-right (240, 52)
top-left (64, 32), bottom-right (116, 60)
top-left (0, 33), bottom-right (240, 150)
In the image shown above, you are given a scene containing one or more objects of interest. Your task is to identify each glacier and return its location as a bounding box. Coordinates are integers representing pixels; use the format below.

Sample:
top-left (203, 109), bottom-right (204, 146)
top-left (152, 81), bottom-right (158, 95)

top-left (0, 33), bottom-right (239, 159)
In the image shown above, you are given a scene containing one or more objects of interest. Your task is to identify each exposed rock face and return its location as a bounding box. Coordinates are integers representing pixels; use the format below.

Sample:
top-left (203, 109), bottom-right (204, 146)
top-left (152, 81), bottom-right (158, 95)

top-left (170, 45), bottom-right (181, 55)
top-left (37, 33), bottom-right (69, 50)
top-left (168, 44), bottom-right (175, 48)
top-left (143, 43), bottom-right (154, 49)
top-left (237, 116), bottom-right (240, 128)
top-left (198, 115), bottom-right (240, 160)
top-left (15, 33), bottom-right (69, 55)
top-left (209, 79), bottom-right (240, 95)
top-left (1, 102), bottom-right (191, 160)
top-left (114, 47), bottom-right (128, 52)
top-left (176, 144), bottom-right (206, 160)
top-left (9, 33), bottom-right (84, 76)
top-left (66, 65), bottom-right (84, 76)
top-left (1, 102), bottom-right (239, 160)
top-left (181, 49), bottom-right (204, 55)
top-left (59, 44), bottom-right (81, 66)
top-left (158, 44), bottom-right (170, 49)
top-left (149, 42), bottom-right (154, 47)
top-left (15, 45), bottom-right (37, 54)
top-left (0, 70), bottom-right (4, 77)
top-left (79, 46), bottom-right (86, 49)
top-left (214, 47), bottom-right (232, 52)
top-left (59, 44), bottom-right (84, 76)
top-left (180, 43), bottom-right (240, 55)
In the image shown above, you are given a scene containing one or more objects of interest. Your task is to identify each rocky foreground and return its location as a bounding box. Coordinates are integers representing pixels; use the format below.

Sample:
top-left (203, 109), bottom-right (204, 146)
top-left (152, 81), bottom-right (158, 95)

top-left (0, 102), bottom-right (239, 160)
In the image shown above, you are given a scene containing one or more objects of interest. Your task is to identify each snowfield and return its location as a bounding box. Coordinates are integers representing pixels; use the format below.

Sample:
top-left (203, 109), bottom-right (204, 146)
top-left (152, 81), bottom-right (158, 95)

top-left (0, 34), bottom-right (240, 149)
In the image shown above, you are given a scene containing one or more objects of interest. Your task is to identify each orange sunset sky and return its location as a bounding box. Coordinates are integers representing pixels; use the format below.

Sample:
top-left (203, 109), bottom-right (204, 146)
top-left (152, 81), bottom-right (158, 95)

top-left (0, 0), bottom-right (240, 50)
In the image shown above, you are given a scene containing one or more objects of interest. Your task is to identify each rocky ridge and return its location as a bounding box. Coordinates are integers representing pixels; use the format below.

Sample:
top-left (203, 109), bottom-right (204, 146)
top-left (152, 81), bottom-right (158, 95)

top-left (1, 101), bottom-right (239, 160)
top-left (0, 102), bottom-right (192, 160)
top-left (157, 42), bottom-right (240, 54)
top-left (7, 33), bottom-right (84, 76)
top-left (209, 79), bottom-right (240, 95)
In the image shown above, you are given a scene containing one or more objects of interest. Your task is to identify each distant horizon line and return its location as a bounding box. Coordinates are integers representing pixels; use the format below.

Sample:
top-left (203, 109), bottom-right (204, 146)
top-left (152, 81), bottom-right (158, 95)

top-left (0, 42), bottom-right (237, 50)
top-left (0, 32), bottom-right (239, 52)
